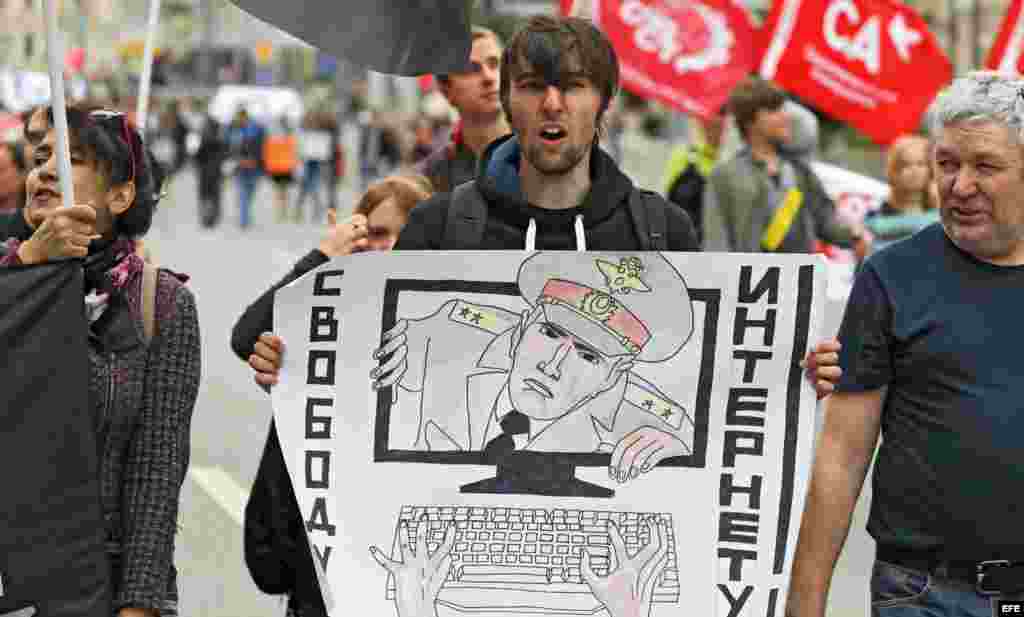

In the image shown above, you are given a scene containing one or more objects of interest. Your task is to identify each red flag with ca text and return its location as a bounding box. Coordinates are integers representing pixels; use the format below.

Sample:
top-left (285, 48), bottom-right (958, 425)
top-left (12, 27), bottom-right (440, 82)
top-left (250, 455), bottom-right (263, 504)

top-left (986, 0), bottom-right (1024, 72)
top-left (758, 0), bottom-right (950, 144)
top-left (596, 0), bottom-right (758, 118)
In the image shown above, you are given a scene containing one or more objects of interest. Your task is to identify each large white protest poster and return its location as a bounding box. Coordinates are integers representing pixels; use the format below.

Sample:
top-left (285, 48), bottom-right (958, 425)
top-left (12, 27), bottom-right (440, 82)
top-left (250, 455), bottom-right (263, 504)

top-left (273, 251), bottom-right (826, 617)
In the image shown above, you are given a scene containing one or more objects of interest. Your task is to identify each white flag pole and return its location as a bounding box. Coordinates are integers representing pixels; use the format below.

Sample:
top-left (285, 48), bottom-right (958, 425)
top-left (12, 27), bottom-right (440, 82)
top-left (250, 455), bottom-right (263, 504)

top-left (43, 0), bottom-right (75, 210)
top-left (136, 0), bottom-right (162, 140)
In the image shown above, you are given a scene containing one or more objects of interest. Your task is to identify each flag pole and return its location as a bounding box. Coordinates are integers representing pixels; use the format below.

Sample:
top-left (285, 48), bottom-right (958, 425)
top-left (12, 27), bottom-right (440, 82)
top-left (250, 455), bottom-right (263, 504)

top-left (136, 0), bottom-right (162, 139)
top-left (43, 0), bottom-right (75, 210)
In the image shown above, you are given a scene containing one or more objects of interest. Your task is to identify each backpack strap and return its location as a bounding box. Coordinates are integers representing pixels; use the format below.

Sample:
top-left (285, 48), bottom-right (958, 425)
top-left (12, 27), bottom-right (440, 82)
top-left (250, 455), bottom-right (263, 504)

top-left (628, 189), bottom-right (669, 251)
top-left (142, 261), bottom-right (157, 345)
top-left (442, 181), bottom-right (488, 250)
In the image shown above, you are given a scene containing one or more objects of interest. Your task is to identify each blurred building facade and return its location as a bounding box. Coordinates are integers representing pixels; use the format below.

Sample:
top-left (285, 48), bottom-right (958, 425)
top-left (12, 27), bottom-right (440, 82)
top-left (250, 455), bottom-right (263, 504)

top-left (1, 0), bottom-right (315, 81)
top-left (911, 0), bottom-right (1010, 72)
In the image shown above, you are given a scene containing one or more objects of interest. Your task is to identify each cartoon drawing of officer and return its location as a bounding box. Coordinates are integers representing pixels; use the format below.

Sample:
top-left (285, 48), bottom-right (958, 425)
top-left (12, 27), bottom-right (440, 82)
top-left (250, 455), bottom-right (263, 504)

top-left (371, 252), bottom-right (696, 483)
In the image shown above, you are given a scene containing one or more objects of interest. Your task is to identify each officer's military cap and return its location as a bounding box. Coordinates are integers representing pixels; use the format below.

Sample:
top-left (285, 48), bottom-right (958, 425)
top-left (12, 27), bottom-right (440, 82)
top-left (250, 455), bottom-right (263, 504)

top-left (517, 252), bottom-right (693, 362)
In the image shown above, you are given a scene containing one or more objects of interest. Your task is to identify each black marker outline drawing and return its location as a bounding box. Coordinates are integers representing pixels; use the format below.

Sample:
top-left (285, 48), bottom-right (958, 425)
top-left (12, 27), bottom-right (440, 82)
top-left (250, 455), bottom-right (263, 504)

top-left (371, 506), bottom-right (679, 617)
top-left (371, 252), bottom-right (719, 498)
top-left (291, 255), bottom-right (819, 617)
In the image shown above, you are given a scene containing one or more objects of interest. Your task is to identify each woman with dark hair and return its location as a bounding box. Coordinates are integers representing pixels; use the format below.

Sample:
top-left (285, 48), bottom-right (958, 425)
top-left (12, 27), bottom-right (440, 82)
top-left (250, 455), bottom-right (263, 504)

top-left (1, 105), bottom-right (200, 617)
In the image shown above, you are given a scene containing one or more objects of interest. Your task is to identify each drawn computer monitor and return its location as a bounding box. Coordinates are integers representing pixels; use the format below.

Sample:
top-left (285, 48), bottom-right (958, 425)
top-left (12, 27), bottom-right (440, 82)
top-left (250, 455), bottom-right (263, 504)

top-left (373, 276), bottom-right (719, 499)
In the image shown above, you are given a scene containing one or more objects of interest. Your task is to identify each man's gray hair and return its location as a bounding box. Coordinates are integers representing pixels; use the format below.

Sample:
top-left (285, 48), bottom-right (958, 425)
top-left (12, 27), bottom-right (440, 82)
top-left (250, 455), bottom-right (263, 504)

top-left (928, 71), bottom-right (1024, 140)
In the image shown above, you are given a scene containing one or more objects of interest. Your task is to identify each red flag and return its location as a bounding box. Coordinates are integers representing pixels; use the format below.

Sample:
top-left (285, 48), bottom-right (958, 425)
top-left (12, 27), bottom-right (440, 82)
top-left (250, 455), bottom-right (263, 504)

top-left (986, 0), bottom-right (1024, 72)
top-left (595, 0), bottom-right (758, 118)
top-left (758, 0), bottom-right (950, 144)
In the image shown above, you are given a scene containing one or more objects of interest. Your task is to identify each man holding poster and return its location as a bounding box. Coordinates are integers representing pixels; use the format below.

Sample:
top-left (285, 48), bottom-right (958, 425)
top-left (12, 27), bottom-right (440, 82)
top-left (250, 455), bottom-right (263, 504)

top-left (787, 72), bottom-right (1024, 617)
top-left (252, 14), bottom-right (849, 617)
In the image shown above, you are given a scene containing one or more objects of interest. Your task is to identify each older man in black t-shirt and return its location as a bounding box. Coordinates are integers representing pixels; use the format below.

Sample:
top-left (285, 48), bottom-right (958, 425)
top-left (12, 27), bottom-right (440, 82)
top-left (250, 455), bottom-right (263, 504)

top-left (786, 71), bottom-right (1024, 617)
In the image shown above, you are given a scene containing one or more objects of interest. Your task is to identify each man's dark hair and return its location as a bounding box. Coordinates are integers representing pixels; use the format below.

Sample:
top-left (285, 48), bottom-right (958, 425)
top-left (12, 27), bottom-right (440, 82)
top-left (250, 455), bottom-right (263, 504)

top-left (499, 15), bottom-right (620, 137)
top-left (23, 104), bottom-right (165, 238)
top-left (728, 77), bottom-right (787, 141)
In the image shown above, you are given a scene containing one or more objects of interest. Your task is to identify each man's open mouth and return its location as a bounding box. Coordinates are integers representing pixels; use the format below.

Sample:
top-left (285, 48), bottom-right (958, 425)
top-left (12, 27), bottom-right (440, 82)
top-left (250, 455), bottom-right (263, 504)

top-left (523, 378), bottom-right (553, 399)
top-left (539, 126), bottom-right (567, 143)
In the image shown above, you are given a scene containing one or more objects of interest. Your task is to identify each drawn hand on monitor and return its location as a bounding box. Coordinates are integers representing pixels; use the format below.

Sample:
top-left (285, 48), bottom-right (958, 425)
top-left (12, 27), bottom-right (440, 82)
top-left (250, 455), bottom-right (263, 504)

top-left (582, 517), bottom-right (670, 617)
top-left (609, 427), bottom-right (688, 484)
top-left (372, 319), bottom-right (410, 401)
top-left (370, 514), bottom-right (456, 617)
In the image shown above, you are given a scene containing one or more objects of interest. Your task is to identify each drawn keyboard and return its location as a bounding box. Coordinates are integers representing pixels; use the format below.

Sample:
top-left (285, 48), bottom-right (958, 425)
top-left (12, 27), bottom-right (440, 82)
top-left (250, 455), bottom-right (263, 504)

top-left (385, 505), bottom-right (680, 611)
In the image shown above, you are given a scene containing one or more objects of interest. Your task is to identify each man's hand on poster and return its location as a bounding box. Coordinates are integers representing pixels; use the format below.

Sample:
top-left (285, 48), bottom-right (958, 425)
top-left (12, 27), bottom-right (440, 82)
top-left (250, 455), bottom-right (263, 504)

top-left (370, 515), bottom-right (456, 617)
top-left (371, 319), bottom-right (411, 398)
top-left (801, 339), bottom-right (842, 400)
top-left (319, 210), bottom-right (370, 257)
top-left (581, 517), bottom-right (670, 617)
top-left (249, 332), bottom-right (285, 388)
top-left (609, 427), bottom-right (687, 483)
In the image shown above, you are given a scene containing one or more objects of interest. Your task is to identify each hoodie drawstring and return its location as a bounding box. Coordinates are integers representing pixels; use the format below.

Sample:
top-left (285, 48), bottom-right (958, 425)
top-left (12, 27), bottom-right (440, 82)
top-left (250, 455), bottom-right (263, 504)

top-left (526, 218), bottom-right (537, 252)
top-left (574, 214), bottom-right (587, 252)
top-left (524, 215), bottom-right (587, 252)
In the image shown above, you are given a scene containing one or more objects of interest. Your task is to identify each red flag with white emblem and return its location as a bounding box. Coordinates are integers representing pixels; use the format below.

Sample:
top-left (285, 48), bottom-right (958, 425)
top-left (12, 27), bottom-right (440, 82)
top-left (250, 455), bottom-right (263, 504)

top-left (758, 0), bottom-right (951, 144)
top-left (595, 0), bottom-right (758, 118)
top-left (986, 0), bottom-right (1024, 72)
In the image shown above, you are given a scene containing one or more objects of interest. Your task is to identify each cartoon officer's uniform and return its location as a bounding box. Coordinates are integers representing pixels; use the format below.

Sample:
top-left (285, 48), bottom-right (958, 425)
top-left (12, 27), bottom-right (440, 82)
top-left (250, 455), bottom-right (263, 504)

top-left (383, 252), bottom-right (695, 456)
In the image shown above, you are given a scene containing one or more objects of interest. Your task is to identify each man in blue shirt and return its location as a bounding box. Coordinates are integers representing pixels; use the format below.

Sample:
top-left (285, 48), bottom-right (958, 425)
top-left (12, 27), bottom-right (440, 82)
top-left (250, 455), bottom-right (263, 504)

top-left (787, 71), bottom-right (1024, 617)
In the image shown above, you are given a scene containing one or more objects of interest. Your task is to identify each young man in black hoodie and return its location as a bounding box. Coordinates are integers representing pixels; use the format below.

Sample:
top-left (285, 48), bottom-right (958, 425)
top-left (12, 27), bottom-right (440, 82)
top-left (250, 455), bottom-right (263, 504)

top-left (240, 14), bottom-right (845, 615)
top-left (395, 15), bottom-right (699, 252)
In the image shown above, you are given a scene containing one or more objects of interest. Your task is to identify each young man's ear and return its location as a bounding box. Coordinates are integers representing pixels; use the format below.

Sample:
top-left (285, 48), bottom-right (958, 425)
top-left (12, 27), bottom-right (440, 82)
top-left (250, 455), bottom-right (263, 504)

top-left (107, 180), bottom-right (136, 216)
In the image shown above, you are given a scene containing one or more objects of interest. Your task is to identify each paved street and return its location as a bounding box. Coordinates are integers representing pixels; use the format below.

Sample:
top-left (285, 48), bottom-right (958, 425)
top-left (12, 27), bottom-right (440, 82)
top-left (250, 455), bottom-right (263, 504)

top-left (146, 142), bottom-right (875, 616)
